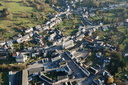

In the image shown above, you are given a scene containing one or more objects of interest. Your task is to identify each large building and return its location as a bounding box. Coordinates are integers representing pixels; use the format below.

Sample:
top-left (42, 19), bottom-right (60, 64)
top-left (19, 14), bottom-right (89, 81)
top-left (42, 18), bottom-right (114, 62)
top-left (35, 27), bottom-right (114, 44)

top-left (14, 70), bottom-right (28, 85)
top-left (62, 40), bottom-right (74, 49)
top-left (14, 52), bottom-right (28, 63)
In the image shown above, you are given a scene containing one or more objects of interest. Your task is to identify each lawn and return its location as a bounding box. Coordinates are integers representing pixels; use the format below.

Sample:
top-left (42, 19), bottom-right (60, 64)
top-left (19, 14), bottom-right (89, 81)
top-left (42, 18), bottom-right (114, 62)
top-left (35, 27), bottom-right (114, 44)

top-left (118, 26), bottom-right (127, 33)
top-left (55, 16), bottom-right (81, 35)
top-left (0, 0), bottom-right (34, 12)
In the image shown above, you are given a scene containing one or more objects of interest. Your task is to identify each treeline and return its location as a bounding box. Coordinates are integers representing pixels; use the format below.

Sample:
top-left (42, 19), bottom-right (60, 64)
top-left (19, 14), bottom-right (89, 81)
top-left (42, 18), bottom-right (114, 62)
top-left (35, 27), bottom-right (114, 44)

top-left (81, 0), bottom-right (125, 8)
top-left (107, 51), bottom-right (128, 75)
top-left (22, 0), bottom-right (57, 11)
top-left (0, 64), bottom-right (26, 71)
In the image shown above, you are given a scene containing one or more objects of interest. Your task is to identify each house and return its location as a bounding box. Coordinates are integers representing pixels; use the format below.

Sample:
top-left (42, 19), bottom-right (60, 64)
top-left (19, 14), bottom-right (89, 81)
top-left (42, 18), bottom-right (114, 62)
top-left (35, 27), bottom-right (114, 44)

top-left (95, 36), bottom-right (99, 40)
top-left (38, 28), bottom-right (44, 33)
top-left (62, 36), bottom-right (72, 42)
top-left (6, 40), bottom-right (13, 48)
top-left (84, 61), bottom-right (92, 68)
top-left (93, 79), bottom-right (103, 85)
top-left (17, 34), bottom-right (30, 43)
top-left (0, 52), bottom-right (7, 60)
top-left (123, 53), bottom-right (128, 57)
top-left (89, 13), bottom-right (95, 17)
top-left (102, 70), bottom-right (113, 79)
top-left (35, 25), bottom-right (41, 30)
top-left (0, 41), bottom-right (6, 46)
top-left (18, 34), bottom-right (22, 38)
top-left (28, 32), bottom-right (33, 37)
top-left (104, 57), bottom-right (111, 64)
top-left (15, 52), bottom-right (28, 63)
top-left (102, 26), bottom-right (108, 31)
top-left (12, 34), bottom-right (22, 42)
top-left (76, 34), bottom-right (85, 41)
top-left (88, 31), bottom-right (93, 36)
top-left (50, 17), bottom-right (56, 22)
top-left (62, 40), bottom-right (74, 49)
top-left (96, 40), bottom-right (104, 46)
top-left (65, 51), bottom-right (74, 59)
top-left (46, 21), bottom-right (51, 25)
top-left (96, 52), bottom-right (102, 58)
top-left (12, 52), bottom-right (17, 57)
top-left (49, 21), bottom-right (56, 28)
top-left (51, 55), bottom-right (61, 62)
top-left (76, 31), bottom-right (81, 36)
top-left (17, 38), bottom-right (24, 43)
top-left (42, 25), bottom-right (50, 30)
top-left (48, 33), bottom-right (56, 41)
top-left (57, 65), bottom-right (72, 75)
top-left (23, 34), bottom-right (30, 41)
top-left (25, 27), bottom-right (33, 33)
top-left (55, 17), bottom-right (62, 24)
top-left (42, 58), bottom-right (49, 63)
top-left (124, 19), bottom-right (128, 26)
top-left (88, 67), bottom-right (99, 74)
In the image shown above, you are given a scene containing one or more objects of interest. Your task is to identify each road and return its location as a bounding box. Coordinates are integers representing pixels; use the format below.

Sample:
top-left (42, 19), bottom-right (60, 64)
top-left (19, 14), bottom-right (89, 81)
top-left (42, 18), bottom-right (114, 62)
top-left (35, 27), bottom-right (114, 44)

top-left (62, 53), bottom-right (85, 78)
top-left (27, 60), bottom-right (44, 70)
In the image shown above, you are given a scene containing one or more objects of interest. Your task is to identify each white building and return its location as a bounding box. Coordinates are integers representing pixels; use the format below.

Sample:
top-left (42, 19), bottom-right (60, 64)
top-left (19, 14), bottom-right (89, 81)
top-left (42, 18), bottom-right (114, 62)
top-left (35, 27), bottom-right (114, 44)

top-left (15, 52), bottom-right (28, 63)
top-left (62, 40), bottom-right (74, 49)
top-left (25, 27), bottom-right (33, 33)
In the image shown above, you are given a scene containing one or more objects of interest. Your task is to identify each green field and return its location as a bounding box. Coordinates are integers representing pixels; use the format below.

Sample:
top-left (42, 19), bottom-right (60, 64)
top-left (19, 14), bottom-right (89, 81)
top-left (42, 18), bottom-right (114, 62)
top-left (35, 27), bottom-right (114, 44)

top-left (0, 0), bottom-right (56, 40)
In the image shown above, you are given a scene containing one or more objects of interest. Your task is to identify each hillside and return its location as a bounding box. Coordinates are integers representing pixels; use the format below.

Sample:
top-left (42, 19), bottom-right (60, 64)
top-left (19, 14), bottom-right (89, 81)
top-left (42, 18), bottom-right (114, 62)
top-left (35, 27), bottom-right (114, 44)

top-left (0, 0), bottom-right (56, 41)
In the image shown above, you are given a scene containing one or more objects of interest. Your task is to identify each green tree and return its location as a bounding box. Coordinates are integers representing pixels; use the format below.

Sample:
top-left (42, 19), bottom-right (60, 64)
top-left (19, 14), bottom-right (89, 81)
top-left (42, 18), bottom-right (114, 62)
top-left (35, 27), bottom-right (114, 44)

top-left (0, 73), bottom-right (4, 84)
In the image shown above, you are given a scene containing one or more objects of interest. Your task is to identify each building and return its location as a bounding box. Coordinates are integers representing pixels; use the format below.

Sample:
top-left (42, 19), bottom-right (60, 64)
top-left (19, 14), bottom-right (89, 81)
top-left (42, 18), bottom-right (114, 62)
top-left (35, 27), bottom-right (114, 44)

top-left (76, 34), bottom-right (85, 41)
top-left (48, 33), bottom-right (56, 41)
top-left (14, 70), bottom-right (28, 85)
top-left (0, 41), bottom-right (6, 46)
top-left (102, 26), bottom-right (108, 31)
top-left (0, 52), bottom-right (7, 60)
top-left (89, 67), bottom-right (99, 74)
top-left (0, 48), bottom-right (8, 59)
top-left (123, 53), bottom-right (128, 57)
top-left (96, 52), bottom-right (102, 58)
top-left (25, 27), bottom-right (33, 33)
top-left (62, 40), bottom-right (74, 49)
top-left (15, 52), bottom-right (28, 63)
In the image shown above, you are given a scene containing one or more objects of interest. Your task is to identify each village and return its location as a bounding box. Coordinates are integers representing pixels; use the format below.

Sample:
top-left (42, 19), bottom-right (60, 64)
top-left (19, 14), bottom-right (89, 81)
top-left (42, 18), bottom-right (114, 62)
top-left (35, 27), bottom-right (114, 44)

top-left (0, 0), bottom-right (128, 85)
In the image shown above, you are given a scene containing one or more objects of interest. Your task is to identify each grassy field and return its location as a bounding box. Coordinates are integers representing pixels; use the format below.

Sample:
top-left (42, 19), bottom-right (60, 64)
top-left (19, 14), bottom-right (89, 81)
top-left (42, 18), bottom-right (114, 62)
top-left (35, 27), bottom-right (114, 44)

top-left (55, 16), bottom-right (81, 35)
top-left (0, 0), bottom-right (56, 40)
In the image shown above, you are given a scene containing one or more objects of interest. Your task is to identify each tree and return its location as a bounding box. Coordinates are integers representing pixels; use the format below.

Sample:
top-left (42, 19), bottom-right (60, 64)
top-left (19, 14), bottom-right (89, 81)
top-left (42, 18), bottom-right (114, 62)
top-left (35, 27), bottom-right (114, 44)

top-left (0, 29), bottom-right (7, 35)
top-left (0, 73), bottom-right (4, 84)
top-left (107, 77), bottom-right (114, 84)
top-left (117, 44), bottom-right (123, 52)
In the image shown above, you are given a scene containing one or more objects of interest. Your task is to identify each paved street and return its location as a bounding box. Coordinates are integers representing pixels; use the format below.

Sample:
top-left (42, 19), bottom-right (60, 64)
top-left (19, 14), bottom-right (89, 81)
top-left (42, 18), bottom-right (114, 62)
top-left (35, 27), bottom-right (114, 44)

top-left (62, 53), bottom-right (85, 78)
top-left (27, 60), bottom-right (44, 70)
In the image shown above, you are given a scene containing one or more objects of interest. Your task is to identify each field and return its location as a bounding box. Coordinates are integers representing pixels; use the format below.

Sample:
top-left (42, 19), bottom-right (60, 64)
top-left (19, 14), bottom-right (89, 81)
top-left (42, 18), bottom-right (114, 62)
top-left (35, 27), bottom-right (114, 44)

top-left (0, 0), bottom-right (56, 40)
top-left (55, 15), bottom-right (81, 35)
